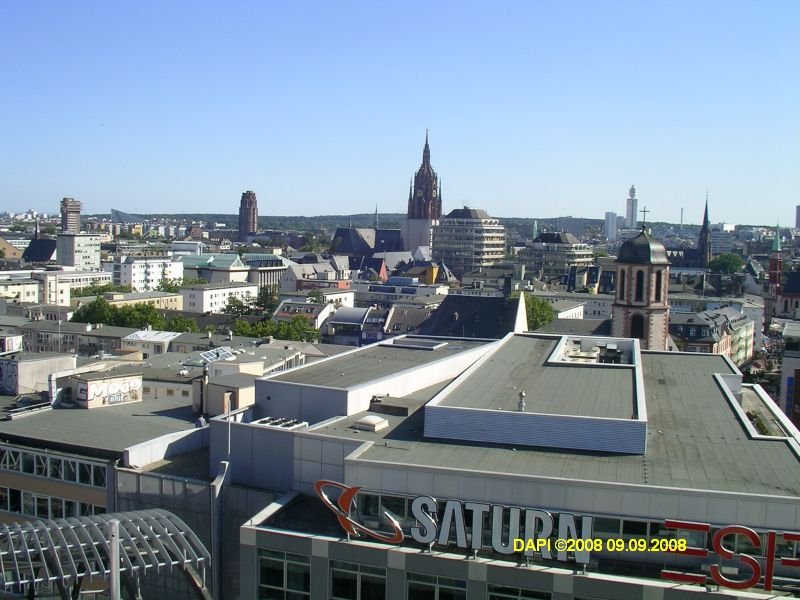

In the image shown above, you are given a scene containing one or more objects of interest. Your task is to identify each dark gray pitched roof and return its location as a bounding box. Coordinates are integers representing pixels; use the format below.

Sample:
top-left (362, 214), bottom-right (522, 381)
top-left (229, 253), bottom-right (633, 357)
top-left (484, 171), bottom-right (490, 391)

top-left (783, 272), bottom-right (800, 295)
top-left (418, 295), bottom-right (520, 339)
top-left (21, 239), bottom-right (57, 263)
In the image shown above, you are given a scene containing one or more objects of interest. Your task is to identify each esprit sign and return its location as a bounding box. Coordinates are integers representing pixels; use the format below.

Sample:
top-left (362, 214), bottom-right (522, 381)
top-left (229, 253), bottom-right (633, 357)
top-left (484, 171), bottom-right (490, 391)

top-left (314, 480), bottom-right (593, 564)
top-left (662, 519), bottom-right (800, 591)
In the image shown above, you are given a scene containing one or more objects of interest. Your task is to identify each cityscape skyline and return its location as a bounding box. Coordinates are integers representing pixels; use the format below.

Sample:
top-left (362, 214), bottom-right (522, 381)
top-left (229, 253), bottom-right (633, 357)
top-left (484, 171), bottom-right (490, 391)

top-left (1, 1), bottom-right (797, 225)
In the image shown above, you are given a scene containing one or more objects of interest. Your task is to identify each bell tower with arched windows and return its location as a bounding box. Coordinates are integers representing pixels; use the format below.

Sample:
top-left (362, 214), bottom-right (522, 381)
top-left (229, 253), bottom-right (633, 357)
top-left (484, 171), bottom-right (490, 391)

top-left (612, 228), bottom-right (670, 350)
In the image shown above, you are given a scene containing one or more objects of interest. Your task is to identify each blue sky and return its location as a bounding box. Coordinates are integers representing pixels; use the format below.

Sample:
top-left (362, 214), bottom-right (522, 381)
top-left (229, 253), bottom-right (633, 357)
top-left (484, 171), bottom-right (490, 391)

top-left (0, 1), bottom-right (797, 225)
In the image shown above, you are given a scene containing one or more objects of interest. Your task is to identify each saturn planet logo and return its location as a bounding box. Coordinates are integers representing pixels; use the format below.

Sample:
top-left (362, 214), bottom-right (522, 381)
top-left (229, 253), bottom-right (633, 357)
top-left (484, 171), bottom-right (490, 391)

top-left (314, 480), bottom-right (404, 544)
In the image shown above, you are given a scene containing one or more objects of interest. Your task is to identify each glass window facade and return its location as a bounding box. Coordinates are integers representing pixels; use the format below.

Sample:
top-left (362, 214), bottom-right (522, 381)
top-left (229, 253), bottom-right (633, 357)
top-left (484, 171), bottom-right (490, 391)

top-left (0, 444), bottom-right (107, 488)
top-left (330, 560), bottom-right (386, 600)
top-left (407, 573), bottom-right (466, 600)
top-left (257, 550), bottom-right (310, 599)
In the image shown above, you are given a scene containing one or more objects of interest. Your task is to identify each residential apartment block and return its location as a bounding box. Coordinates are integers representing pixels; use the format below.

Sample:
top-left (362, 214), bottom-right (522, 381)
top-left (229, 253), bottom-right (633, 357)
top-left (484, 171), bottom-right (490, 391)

top-left (180, 281), bottom-right (259, 313)
top-left (103, 256), bottom-right (184, 292)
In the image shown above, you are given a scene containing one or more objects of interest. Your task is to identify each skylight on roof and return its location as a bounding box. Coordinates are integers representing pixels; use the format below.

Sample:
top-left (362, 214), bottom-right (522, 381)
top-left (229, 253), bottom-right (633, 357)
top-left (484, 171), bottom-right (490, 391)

top-left (199, 347), bottom-right (235, 363)
top-left (382, 339), bottom-right (448, 351)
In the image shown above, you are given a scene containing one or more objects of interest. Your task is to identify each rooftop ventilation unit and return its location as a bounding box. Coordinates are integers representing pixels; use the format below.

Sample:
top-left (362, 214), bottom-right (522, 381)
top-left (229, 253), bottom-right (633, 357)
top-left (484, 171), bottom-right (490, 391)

top-left (253, 416), bottom-right (307, 430)
top-left (353, 415), bottom-right (389, 432)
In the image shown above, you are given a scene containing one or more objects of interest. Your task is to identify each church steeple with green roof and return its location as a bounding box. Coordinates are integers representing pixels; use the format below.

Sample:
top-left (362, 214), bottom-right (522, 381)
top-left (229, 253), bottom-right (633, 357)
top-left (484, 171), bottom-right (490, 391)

top-left (772, 223), bottom-right (781, 252)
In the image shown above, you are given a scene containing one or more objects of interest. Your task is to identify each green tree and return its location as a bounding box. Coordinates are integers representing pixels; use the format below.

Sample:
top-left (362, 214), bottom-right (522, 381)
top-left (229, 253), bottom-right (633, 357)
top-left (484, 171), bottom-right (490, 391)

top-left (708, 253), bottom-right (744, 274)
top-left (72, 283), bottom-right (131, 297)
top-left (300, 231), bottom-right (327, 252)
top-left (232, 319), bottom-right (256, 337)
top-left (71, 297), bottom-right (115, 324)
top-left (231, 317), bottom-right (318, 342)
top-left (255, 286), bottom-right (280, 314)
top-left (40, 225), bottom-right (57, 235)
top-left (115, 303), bottom-right (166, 329)
top-left (307, 289), bottom-right (324, 303)
top-left (72, 298), bottom-right (171, 329)
top-left (223, 296), bottom-right (251, 317)
top-left (524, 294), bottom-right (554, 331)
top-left (164, 316), bottom-right (200, 333)
top-left (156, 278), bottom-right (182, 293)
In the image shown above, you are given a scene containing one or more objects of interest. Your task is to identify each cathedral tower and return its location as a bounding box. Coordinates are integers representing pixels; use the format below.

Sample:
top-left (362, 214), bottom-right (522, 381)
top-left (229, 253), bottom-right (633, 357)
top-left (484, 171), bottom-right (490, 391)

top-left (407, 131), bottom-right (442, 220)
top-left (403, 131), bottom-right (442, 250)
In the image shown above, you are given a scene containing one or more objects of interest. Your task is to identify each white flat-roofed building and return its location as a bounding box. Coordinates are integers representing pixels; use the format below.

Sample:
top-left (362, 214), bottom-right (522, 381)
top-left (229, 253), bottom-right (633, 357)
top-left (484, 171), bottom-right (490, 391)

top-left (56, 234), bottom-right (102, 271)
top-left (72, 290), bottom-right (183, 311)
top-left (551, 299), bottom-right (584, 319)
top-left (45, 269), bottom-right (112, 290)
top-left (533, 290), bottom-right (614, 319)
top-left (121, 329), bottom-right (182, 358)
top-left (103, 256), bottom-right (184, 292)
top-left (278, 288), bottom-right (355, 308)
top-left (0, 272), bottom-right (71, 306)
top-left (216, 332), bottom-right (800, 599)
top-left (180, 281), bottom-right (258, 314)
top-left (351, 279), bottom-right (448, 306)
top-left (170, 240), bottom-right (205, 256)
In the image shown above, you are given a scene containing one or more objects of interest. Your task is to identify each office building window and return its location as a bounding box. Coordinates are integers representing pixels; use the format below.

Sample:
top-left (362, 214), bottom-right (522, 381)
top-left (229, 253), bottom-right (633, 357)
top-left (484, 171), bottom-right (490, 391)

top-left (257, 550), bottom-right (310, 599)
top-left (407, 573), bottom-right (466, 600)
top-left (0, 445), bottom-right (106, 488)
top-left (330, 560), bottom-right (386, 600)
top-left (0, 486), bottom-right (103, 520)
top-left (488, 584), bottom-right (551, 599)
